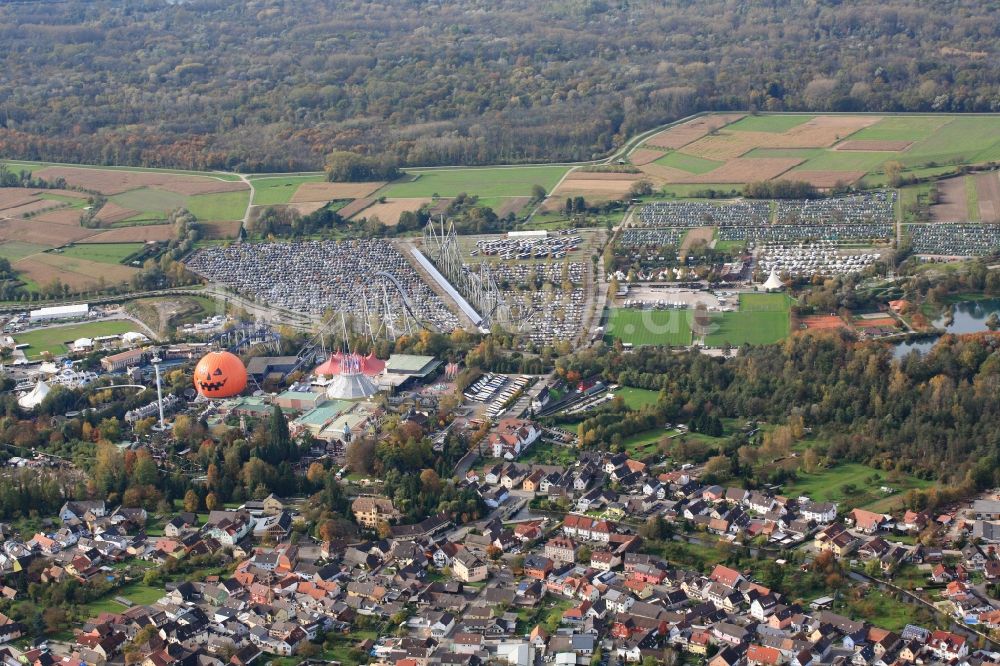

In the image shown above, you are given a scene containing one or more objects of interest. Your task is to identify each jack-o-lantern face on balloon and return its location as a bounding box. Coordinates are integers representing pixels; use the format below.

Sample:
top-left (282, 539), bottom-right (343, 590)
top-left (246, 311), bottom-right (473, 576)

top-left (193, 351), bottom-right (248, 399)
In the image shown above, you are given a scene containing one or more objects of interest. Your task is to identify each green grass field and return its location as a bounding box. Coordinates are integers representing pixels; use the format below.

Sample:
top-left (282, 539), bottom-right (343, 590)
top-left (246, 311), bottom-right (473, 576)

top-left (250, 175), bottom-right (324, 205)
top-left (849, 115), bottom-right (952, 142)
top-left (614, 386), bottom-right (660, 409)
top-left (56, 243), bottom-right (144, 264)
top-left (0, 241), bottom-right (49, 262)
top-left (622, 429), bottom-right (668, 458)
top-left (782, 461), bottom-right (933, 511)
top-left (703, 293), bottom-right (791, 347)
top-left (659, 184), bottom-right (744, 198)
top-left (77, 580), bottom-right (165, 617)
top-left (744, 148), bottom-right (824, 160)
top-left (653, 151), bottom-right (724, 174)
top-left (15, 319), bottom-right (142, 358)
top-left (606, 308), bottom-right (693, 346)
top-left (112, 188), bottom-right (188, 217)
top-left (966, 175), bottom-right (980, 221)
top-left (901, 116), bottom-right (1000, 166)
top-left (792, 150), bottom-right (897, 173)
top-left (726, 114), bottom-right (815, 133)
top-left (0, 160), bottom-right (244, 181)
top-left (186, 190), bottom-right (250, 220)
top-left (110, 187), bottom-right (248, 222)
top-left (379, 165), bottom-right (569, 198)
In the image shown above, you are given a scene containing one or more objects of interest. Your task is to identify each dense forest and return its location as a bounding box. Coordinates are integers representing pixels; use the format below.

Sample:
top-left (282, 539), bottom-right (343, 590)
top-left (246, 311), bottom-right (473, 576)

top-left (0, 1), bottom-right (997, 171)
top-left (556, 331), bottom-right (1000, 502)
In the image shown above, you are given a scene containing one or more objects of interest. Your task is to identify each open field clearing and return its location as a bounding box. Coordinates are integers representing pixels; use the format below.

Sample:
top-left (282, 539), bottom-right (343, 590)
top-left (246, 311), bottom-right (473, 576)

top-left (784, 171), bottom-right (867, 188)
top-left (249, 175), bottom-right (324, 205)
top-left (0, 241), bottom-right (49, 262)
top-left (605, 308), bottom-right (693, 347)
top-left (782, 461), bottom-right (933, 513)
top-left (156, 178), bottom-right (247, 196)
top-left (613, 386), bottom-right (660, 410)
top-left (900, 116), bottom-right (1000, 166)
top-left (629, 148), bottom-right (666, 166)
top-left (337, 198), bottom-right (375, 219)
top-left (544, 177), bottom-right (638, 211)
top-left (654, 151), bottom-right (724, 174)
top-left (643, 114), bottom-right (745, 150)
top-left (0, 199), bottom-right (67, 218)
top-left (680, 226), bottom-right (714, 253)
top-left (79, 224), bottom-right (175, 243)
top-left (494, 197), bottom-right (532, 217)
top-left (849, 115), bottom-right (951, 142)
top-left (14, 252), bottom-right (137, 290)
top-left (111, 188), bottom-right (187, 216)
top-left (0, 189), bottom-right (43, 210)
top-left (978, 172), bottom-right (1000, 222)
top-left (55, 243), bottom-right (144, 264)
top-left (724, 114), bottom-right (815, 133)
top-left (835, 139), bottom-right (913, 151)
top-left (680, 157), bottom-right (802, 183)
top-left (198, 220), bottom-right (242, 239)
top-left (0, 218), bottom-right (97, 246)
top-left (929, 177), bottom-right (972, 222)
top-left (792, 149), bottom-right (896, 173)
top-left (96, 202), bottom-right (141, 225)
top-left (13, 319), bottom-right (142, 358)
top-left (290, 181), bottom-right (384, 203)
top-left (637, 163), bottom-right (696, 182)
top-left (185, 191), bottom-right (250, 220)
top-left (33, 166), bottom-right (238, 195)
top-left (348, 197), bottom-right (432, 225)
top-left (380, 166), bottom-right (569, 198)
top-left (33, 208), bottom-right (85, 226)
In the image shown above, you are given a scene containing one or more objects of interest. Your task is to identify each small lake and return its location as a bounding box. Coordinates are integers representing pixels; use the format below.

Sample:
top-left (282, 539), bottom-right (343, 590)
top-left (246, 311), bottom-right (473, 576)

top-left (893, 298), bottom-right (1000, 358)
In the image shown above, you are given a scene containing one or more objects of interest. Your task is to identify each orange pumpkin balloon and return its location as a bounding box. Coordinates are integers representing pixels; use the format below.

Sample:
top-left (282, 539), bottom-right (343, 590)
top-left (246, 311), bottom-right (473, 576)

top-left (193, 351), bottom-right (248, 399)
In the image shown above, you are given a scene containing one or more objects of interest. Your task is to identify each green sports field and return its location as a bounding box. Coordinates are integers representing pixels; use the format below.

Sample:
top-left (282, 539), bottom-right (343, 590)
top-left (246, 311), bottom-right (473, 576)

top-left (15, 319), bottom-right (143, 358)
top-left (725, 114), bottom-right (815, 133)
top-left (703, 293), bottom-right (791, 347)
top-left (57, 243), bottom-right (145, 265)
top-left (606, 308), bottom-right (693, 346)
top-left (654, 151), bottom-right (723, 174)
top-left (614, 386), bottom-right (660, 410)
top-left (379, 165), bottom-right (570, 198)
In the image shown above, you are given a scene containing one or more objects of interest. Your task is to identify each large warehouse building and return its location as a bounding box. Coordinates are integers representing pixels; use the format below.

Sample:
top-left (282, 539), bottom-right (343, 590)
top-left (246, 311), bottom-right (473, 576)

top-left (29, 304), bottom-right (89, 323)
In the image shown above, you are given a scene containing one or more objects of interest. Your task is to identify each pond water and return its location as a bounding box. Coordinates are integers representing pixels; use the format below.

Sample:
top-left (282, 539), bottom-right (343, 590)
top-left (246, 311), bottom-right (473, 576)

top-left (892, 298), bottom-right (1000, 358)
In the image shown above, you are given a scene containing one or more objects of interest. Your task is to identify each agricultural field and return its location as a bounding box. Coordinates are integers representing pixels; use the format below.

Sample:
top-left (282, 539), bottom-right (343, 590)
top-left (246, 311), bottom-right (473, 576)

top-left (249, 175), bottom-right (325, 205)
top-left (349, 198), bottom-right (433, 225)
top-left (13, 319), bottom-right (143, 358)
top-left (653, 151), bottom-right (723, 174)
top-left (379, 165), bottom-right (569, 198)
top-left (13, 252), bottom-right (138, 291)
top-left (633, 113), bottom-right (1000, 188)
top-left (0, 241), bottom-right (49, 262)
top-left (55, 243), bottom-right (145, 265)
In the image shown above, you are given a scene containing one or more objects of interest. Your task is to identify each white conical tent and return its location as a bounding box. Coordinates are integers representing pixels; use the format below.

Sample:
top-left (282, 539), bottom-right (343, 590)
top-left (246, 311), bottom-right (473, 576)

top-left (18, 381), bottom-right (51, 410)
top-left (326, 371), bottom-right (379, 400)
top-left (763, 267), bottom-right (785, 292)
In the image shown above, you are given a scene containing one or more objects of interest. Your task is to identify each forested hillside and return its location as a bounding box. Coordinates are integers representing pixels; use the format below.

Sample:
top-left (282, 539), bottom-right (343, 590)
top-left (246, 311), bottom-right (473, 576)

top-left (0, 0), bottom-right (998, 171)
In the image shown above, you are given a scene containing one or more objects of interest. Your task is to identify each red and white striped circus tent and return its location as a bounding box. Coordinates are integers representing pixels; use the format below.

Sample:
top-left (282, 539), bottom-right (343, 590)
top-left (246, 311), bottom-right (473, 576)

top-left (314, 351), bottom-right (386, 378)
